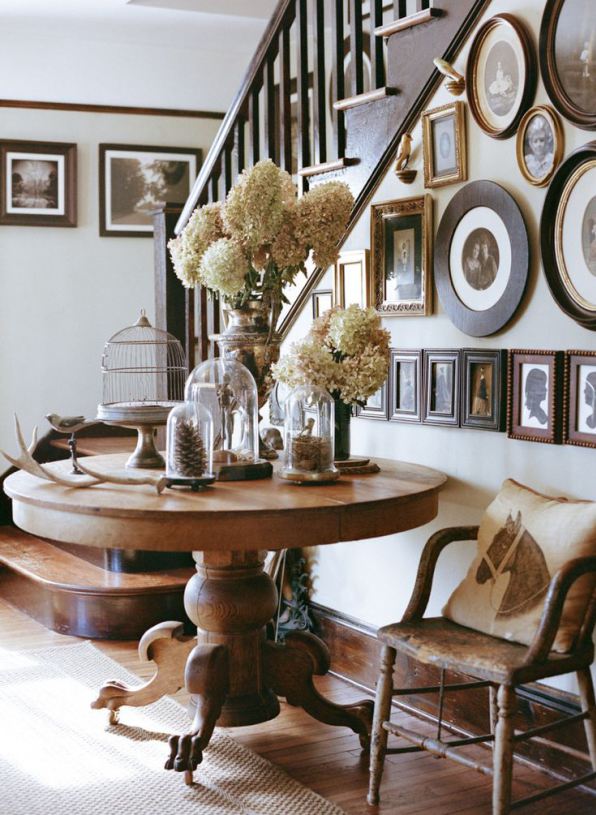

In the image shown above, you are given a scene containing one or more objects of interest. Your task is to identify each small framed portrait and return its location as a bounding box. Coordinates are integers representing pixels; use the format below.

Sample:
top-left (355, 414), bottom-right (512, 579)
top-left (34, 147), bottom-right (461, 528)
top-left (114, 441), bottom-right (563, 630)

top-left (516, 105), bottom-right (564, 187)
top-left (466, 14), bottom-right (537, 139)
top-left (541, 142), bottom-right (596, 331)
top-left (357, 382), bottom-right (388, 421)
top-left (311, 289), bottom-right (333, 319)
top-left (422, 350), bottom-right (460, 426)
top-left (434, 181), bottom-right (529, 337)
top-left (389, 350), bottom-right (422, 423)
top-left (371, 195), bottom-right (432, 316)
top-left (99, 144), bottom-right (201, 237)
top-left (422, 101), bottom-right (467, 188)
top-left (461, 349), bottom-right (507, 431)
top-left (540, 0), bottom-right (596, 130)
top-left (334, 250), bottom-right (370, 308)
top-left (507, 350), bottom-right (563, 444)
top-left (564, 351), bottom-right (596, 448)
top-left (0, 140), bottom-right (76, 227)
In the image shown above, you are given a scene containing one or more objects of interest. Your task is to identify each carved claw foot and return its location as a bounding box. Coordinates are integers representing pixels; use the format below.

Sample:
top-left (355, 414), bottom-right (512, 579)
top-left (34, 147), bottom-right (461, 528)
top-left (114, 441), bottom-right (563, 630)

top-left (91, 621), bottom-right (194, 722)
top-left (263, 630), bottom-right (374, 750)
top-left (164, 643), bottom-right (229, 784)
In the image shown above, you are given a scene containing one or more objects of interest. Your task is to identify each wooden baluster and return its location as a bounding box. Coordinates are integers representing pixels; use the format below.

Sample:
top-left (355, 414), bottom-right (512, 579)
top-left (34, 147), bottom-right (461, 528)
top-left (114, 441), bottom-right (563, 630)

top-left (331, 0), bottom-right (345, 160)
top-left (248, 85), bottom-right (260, 167)
top-left (279, 23), bottom-right (292, 173)
top-left (312, 0), bottom-right (327, 165)
top-left (419, 1), bottom-right (430, 10)
top-left (393, 0), bottom-right (407, 18)
top-left (348, 0), bottom-right (363, 97)
top-left (218, 154), bottom-right (226, 201)
top-left (233, 118), bottom-right (246, 179)
top-left (370, 0), bottom-right (385, 89)
top-left (223, 145), bottom-right (233, 195)
top-left (264, 54), bottom-right (277, 163)
top-left (210, 171), bottom-right (219, 203)
top-left (197, 287), bottom-right (209, 364)
top-left (296, 0), bottom-right (311, 179)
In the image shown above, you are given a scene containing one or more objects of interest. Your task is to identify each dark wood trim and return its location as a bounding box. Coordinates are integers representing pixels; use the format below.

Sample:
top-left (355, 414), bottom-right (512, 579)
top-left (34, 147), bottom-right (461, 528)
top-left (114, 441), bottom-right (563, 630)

top-left (0, 98), bottom-right (224, 120)
top-left (311, 602), bottom-right (594, 783)
top-left (374, 7), bottom-right (441, 38)
top-left (333, 86), bottom-right (398, 111)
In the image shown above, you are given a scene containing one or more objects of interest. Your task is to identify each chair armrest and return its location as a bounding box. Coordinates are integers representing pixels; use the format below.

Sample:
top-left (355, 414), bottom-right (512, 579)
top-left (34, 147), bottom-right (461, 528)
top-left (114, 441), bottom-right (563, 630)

top-left (401, 526), bottom-right (479, 623)
top-left (524, 556), bottom-right (596, 664)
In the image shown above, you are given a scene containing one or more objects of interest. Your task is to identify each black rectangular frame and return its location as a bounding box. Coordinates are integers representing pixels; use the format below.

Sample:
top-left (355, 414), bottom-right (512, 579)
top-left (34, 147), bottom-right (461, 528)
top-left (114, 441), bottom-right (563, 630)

top-left (460, 349), bottom-right (507, 431)
top-left (422, 349), bottom-right (460, 426)
top-left (389, 349), bottom-right (422, 423)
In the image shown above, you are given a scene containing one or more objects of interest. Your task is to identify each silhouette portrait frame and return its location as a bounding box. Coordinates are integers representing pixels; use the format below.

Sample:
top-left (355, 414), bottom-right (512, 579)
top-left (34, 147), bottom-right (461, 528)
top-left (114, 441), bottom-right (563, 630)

top-left (371, 195), bottom-right (432, 317)
top-left (461, 349), bottom-right (507, 432)
top-left (564, 350), bottom-right (596, 448)
top-left (422, 101), bottom-right (467, 189)
top-left (507, 349), bottom-right (563, 444)
top-left (389, 349), bottom-right (422, 423)
top-left (466, 14), bottom-right (537, 139)
top-left (422, 349), bottom-right (460, 427)
top-left (0, 139), bottom-right (77, 227)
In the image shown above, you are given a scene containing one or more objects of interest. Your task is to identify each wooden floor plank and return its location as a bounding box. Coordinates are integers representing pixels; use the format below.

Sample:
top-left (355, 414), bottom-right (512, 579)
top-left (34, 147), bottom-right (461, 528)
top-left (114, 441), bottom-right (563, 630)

top-left (0, 595), bottom-right (593, 813)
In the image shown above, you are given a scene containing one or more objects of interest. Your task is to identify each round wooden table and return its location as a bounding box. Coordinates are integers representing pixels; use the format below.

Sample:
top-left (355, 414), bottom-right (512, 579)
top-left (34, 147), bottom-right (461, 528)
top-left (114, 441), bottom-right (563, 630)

top-left (5, 454), bottom-right (446, 782)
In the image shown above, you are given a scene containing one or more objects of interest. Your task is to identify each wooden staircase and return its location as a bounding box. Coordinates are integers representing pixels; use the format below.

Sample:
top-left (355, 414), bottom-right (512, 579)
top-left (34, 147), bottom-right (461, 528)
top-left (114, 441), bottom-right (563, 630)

top-left (157, 0), bottom-right (490, 365)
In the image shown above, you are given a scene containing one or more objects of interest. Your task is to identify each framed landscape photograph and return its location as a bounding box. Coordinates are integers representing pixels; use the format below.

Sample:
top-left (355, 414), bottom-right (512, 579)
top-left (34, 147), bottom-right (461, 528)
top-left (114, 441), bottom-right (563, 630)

top-left (461, 349), bottom-right (507, 431)
top-left (311, 289), bottom-right (333, 319)
top-left (389, 349), bottom-right (422, 423)
top-left (0, 139), bottom-right (76, 227)
top-left (371, 195), bottom-right (432, 316)
top-left (466, 14), bottom-right (537, 139)
top-left (540, 0), bottom-right (596, 130)
top-left (507, 350), bottom-right (563, 444)
top-left (334, 249), bottom-right (370, 308)
top-left (541, 142), bottom-right (596, 330)
top-left (564, 350), bottom-right (596, 448)
top-left (422, 101), bottom-right (467, 188)
top-left (99, 144), bottom-right (201, 237)
top-left (422, 350), bottom-right (460, 426)
top-left (434, 180), bottom-right (529, 336)
top-left (357, 382), bottom-right (388, 421)
top-left (516, 105), bottom-right (564, 187)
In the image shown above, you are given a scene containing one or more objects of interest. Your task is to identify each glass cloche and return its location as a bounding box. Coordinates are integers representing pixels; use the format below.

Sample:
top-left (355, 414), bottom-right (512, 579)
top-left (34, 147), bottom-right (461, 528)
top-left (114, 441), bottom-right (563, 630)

top-left (185, 357), bottom-right (259, 467)
top-left (280, 384), bottom-right (340, 483)
top-left (165, 401), bottom-right (214, 488)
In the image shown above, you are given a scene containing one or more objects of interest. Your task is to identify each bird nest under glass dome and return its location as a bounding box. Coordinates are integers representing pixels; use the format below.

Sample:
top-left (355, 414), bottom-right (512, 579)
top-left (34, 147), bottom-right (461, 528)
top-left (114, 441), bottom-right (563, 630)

top-left (97, 311), bottom-right (186, 468)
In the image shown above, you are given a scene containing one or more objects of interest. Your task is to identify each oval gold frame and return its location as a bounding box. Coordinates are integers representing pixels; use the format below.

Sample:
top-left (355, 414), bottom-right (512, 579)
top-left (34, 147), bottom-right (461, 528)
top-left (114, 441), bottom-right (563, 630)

top-left (516, 105), bottom-right (564, 187)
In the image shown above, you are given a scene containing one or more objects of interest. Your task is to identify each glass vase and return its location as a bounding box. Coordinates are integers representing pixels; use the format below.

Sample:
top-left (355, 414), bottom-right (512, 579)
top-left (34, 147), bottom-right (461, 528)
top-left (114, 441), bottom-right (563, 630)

top-left (334, 397), bottom-right (352, 461)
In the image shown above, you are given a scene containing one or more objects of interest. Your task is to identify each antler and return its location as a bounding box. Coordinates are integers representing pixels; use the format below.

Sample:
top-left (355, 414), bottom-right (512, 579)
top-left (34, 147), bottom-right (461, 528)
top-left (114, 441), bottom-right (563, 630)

top-left (2, 415), bottom-right (166, 495)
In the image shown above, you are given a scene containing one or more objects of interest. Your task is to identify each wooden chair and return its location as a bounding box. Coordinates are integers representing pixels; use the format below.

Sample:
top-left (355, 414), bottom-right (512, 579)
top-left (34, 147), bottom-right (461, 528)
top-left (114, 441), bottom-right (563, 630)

top-left (367, 526), bottom-right (596, 814)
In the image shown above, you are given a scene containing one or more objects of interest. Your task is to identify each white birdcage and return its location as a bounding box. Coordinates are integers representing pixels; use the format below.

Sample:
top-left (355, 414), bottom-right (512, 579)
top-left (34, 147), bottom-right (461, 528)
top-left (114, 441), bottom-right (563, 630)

top-left (97, 310), bottom-right (186, 468)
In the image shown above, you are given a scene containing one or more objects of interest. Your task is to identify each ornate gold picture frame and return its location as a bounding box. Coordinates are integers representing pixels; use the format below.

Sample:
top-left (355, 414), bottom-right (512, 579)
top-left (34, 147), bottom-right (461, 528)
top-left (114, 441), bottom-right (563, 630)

top-left (371, 195), bottom-right (432, 316)
top-left (422, 101), bottom-right (467, 188)
top-left (516, 105), bottom-right (564, 187)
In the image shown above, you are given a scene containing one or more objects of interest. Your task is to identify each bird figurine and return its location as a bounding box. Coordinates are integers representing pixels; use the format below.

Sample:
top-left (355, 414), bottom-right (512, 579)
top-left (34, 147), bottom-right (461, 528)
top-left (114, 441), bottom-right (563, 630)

top-left (46, 414), bottom-right (101, 475)
top-left (433, 57), bottom-right (465, 96)
top-left (299, 417), bottom-right (316, 437)
top-left (394, 133), bottom-right (416, 183)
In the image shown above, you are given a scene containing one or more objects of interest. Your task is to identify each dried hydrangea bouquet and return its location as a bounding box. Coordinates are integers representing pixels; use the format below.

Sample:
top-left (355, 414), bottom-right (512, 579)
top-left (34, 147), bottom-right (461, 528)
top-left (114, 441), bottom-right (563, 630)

top-left (273, 305), bottom-right (390, 460)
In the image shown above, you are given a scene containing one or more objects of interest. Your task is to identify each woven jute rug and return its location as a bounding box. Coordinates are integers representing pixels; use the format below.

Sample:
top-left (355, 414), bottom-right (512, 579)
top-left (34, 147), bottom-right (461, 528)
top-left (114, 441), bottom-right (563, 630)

top-left (0, 641), bottom-right (344, 815)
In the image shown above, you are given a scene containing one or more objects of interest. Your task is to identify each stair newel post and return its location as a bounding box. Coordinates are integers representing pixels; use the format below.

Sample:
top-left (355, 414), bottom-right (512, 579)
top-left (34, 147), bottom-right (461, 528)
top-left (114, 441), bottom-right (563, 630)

top-left (370, 0), bottom-right (385, 89)
top-left (233, 118), bottom-right (245, 178)
top-left (348, 0), bottom-right (363, 97)
top-left (278, 20), bottom-right (293, 174)
top-left (296, 0), bottom-right (311, 191)
top-left (312, 0), bottom-right (327, 165)
top-left (331, 0), bottom-right (346, 160)
top-left (248, 84), bottom-right (261, 167)
top-left (264, 53), bottom-right (278, 164)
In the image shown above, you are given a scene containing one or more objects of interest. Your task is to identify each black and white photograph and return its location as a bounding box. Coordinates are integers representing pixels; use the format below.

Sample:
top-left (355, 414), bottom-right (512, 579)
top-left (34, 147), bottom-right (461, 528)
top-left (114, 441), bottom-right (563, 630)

top-left (461, 228), bottom-right (499, 291)
top-left (508, 350), bottom-right (563, 444)
top-left (470, 363), bottom-right (492, 417)
top-left (389, 350), bottom-right (421, 423)
top-left (99, 144), bottom-right (201, 237)
top-left (422, 350), bottom-right (460, 426)
top-left (371, 196), bottom-right (432, 316)
top-left (0, 140), bottom-right (76, 227)
top-left (484, 41), bottom-right (519, 118)
top-left (517, 105), bottom-right (563, 187)
top-left (552, 0), bottom-right (595, 115)
top-left (422, 102), bottom-right (466, 188)
top-left (461, 349), bottom-right (506, 431)
top-left (582, 196), bottom-right (596, 276)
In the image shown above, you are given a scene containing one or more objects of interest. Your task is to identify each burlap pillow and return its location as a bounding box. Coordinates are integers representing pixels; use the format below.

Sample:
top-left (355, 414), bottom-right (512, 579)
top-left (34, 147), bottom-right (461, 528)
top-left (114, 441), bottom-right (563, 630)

top-left (443, 479), bottom-right (596, 654)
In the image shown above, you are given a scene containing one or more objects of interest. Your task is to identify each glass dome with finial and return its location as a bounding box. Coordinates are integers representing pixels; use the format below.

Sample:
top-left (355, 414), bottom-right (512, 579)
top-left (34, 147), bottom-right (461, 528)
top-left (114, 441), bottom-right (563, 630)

top-left (280, 384), bottom-right (340, 483)
top-left (184, 358), bottom-right (259, 465)
top-left (166, 400), bottom-right (214, 486)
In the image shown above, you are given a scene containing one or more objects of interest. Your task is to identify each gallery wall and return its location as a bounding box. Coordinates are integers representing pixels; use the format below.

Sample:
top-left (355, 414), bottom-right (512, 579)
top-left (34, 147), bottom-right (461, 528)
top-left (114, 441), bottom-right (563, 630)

top-left (283, 0), bottom-right (596, 693)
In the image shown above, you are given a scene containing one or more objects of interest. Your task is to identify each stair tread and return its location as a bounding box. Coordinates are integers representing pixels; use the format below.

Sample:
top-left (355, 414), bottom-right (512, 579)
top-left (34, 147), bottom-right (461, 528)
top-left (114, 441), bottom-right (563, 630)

top-left (333, 87), bottom-right (398, 111)
top-left (374, 7), bottom-right (442, 38)
top-left (0, 527), bottom-right (193, 592)
top-left (299, 157), bottom-right (357, 177)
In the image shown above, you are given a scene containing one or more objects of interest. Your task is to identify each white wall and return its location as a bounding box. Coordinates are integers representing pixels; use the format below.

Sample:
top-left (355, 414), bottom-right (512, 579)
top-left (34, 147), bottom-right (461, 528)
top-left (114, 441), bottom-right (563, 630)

top-left (285, 0), bottom-right (596, 694)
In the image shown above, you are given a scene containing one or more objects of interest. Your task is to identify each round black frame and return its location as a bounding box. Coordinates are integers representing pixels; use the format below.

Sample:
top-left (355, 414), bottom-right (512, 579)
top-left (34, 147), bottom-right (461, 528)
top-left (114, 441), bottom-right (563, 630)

top-left (540, 141), bottom-right (596, 330)
top-left (434, 181), bottom-right (529, 337)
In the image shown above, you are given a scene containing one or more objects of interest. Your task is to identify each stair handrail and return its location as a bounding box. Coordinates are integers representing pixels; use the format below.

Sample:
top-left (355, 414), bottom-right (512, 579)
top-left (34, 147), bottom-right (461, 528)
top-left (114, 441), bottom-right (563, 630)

top-left (175, 0), bottom-right (294, 234)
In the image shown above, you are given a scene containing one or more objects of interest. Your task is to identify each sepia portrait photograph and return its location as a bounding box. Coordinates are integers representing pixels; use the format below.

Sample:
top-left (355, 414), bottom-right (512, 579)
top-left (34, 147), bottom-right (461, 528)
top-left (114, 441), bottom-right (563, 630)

top-left (422, 102), bottom-right (466, 188)
top-left (461, 350), bottom-right (506, 431)
top-left (461, 228), bottom-right (499, 291)
top-left (388, 226), bottom-right (418, 302)
top-left (423, 350), bottom-right (460, 426)
top-left (431, 362), bottom-right (453, 414)
top-left (390, 350), bottom-right (421, 422)
top-left (470, 363), bottom-right (493, 417)
top-left (552, 0), bottom-right (595, 117)
top-left (484, 39), bottom-right (519, 118)
top-left (517, 105), bottom-right (563, 187)
top-left (99, 144), bottom-right (201, 237)
top-left (0, 140), bottom-right (76, 227)
top-left (582, 195), bottom-right (596, 276)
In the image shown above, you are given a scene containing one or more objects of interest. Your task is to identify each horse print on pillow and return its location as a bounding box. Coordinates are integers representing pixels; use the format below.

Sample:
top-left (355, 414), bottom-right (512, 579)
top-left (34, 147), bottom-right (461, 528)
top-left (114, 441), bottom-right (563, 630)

top-left (475, 511), bottom-right (550, 619)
